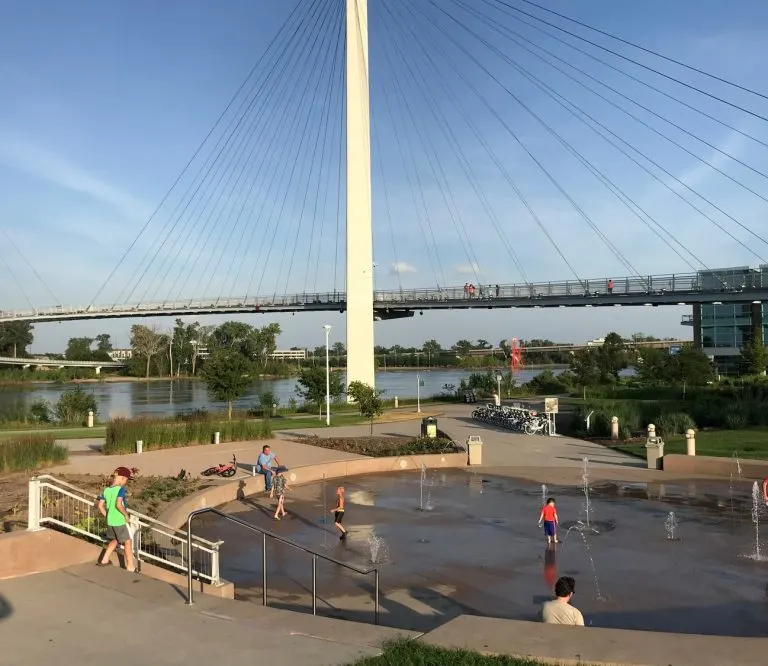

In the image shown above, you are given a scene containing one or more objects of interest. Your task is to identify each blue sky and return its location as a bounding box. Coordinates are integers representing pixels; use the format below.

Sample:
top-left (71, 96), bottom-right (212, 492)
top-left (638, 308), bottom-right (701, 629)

top-left (1, 0), bottom-right (767, 352)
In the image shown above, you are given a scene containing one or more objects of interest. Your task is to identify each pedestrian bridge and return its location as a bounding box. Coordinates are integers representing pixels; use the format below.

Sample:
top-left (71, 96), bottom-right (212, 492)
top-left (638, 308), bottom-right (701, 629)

top-left (0, 356), bottom-right (126, 373)
top-left (1, 272), bottom-right (765, 324)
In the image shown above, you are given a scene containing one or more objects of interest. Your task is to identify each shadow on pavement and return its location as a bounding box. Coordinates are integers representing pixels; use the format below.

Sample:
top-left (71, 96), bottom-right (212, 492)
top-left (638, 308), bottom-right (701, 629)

top-left (0, 594), bottom-right (13, 622)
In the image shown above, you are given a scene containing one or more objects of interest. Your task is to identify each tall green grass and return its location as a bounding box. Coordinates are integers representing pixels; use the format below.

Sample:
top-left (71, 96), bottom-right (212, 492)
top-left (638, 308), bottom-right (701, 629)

top-left (0, 434), bottom-right (68, 472)
top-left (104, 417), bottom-right (272, 454)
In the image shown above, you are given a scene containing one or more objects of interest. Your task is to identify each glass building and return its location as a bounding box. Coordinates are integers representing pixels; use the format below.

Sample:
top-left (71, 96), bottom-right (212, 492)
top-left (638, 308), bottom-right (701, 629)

top-left (685, 266), bottom-right (768, 374)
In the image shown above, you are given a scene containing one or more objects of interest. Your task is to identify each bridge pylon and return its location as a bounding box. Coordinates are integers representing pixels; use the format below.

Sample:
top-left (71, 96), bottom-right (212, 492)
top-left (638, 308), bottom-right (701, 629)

top-left (345, 0), bottom-right (375, 390)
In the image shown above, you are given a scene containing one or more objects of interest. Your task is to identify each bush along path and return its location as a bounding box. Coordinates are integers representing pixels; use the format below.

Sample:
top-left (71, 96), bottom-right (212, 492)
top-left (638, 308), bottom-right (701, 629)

top-left (347, 640), bottom-right (578, 666)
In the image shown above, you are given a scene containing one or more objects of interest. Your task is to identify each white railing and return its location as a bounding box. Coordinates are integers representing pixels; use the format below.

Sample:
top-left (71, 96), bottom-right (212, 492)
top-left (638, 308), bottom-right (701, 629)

top-left (28, 475), bottom-right (221, 585)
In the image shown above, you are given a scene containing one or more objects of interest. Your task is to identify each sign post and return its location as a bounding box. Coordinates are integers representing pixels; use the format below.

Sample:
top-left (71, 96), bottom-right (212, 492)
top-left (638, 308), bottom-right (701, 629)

top-left (544, 397), bottom-right (559, 436)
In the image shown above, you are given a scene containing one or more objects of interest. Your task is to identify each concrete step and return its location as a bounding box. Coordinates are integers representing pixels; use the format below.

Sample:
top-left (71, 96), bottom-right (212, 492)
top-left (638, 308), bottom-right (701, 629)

top-left (0, 565), bottom-right (415, 666)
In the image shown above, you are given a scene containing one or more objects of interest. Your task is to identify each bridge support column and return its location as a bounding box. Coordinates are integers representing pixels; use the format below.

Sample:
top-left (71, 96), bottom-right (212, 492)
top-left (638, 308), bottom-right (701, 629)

top-left (345, 0), bottom-right (375, 390)
top-left (692, 304), bottom-right (702, 348)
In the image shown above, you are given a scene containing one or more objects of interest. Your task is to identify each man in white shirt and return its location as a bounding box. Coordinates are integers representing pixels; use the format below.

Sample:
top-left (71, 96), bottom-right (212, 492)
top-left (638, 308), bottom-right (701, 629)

top-left (540, 576), bottom-right (585, 626)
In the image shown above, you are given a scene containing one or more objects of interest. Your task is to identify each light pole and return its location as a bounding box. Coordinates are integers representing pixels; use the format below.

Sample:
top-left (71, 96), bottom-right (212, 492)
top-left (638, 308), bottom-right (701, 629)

top-left (324, 325), bottom-right (332, 426)
top-left (417, 372), bottom-right (422, 413)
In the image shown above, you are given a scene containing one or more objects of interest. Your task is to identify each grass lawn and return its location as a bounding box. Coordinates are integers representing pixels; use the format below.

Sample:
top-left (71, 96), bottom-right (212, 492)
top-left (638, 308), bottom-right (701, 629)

top-left (613, 427), bottom-right (768, 460)
top-left (347, 641), bottom-right (556, 666)
top-left (272, 413), bottom-right (367, 430)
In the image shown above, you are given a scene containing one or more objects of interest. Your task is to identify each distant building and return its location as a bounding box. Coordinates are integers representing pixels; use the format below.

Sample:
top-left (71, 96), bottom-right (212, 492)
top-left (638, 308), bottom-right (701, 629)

top-left (108, 349), bottom-right (133, 361)
top-left (682, 265), bottom-right (768, 374)
top-left (585, 338), bottom-right (605, 347)
top-left (270, 349), bottom-right (307, 361)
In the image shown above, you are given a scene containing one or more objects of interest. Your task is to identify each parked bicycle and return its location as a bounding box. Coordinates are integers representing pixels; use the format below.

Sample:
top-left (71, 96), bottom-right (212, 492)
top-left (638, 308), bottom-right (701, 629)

top-left (201, 454), bottom-right (238, 477)
top-left (472, 404), bottom-right (549, 436)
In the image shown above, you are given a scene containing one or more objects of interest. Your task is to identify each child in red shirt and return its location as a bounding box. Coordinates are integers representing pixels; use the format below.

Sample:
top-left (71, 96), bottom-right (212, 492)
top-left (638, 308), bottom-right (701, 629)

top-left (538, 497), bottom-right (560, 544)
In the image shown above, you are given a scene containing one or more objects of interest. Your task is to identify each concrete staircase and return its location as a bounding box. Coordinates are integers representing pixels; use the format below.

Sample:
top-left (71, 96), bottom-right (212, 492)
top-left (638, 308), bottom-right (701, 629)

top-left (0, 564), bottom-right (415, 666)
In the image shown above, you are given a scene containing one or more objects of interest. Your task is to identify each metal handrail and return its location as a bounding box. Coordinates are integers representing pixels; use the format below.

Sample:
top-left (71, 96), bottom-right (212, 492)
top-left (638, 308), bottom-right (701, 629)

top-left (34, 474), bottom-right (220, 548)
top-left (185, 507), bottom-right (380, 624)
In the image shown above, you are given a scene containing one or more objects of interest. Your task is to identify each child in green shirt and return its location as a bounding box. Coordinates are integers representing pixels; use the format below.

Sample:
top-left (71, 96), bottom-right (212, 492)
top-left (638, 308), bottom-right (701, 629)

top-left (97, 466), bottom-right (136, 572)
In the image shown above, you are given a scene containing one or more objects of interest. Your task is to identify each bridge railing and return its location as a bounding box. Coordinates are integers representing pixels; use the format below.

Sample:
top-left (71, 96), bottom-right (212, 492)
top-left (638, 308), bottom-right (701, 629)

top-left (2, 270), bottom-right (765, 321)
top-left (28, 475), bottom-right (222, 584)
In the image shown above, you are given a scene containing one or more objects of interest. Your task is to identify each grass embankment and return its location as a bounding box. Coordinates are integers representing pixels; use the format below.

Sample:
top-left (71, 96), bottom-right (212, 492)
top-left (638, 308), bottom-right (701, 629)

top-left (0, 434), bottom-right (68, 473)
top-left (612, 427), bottom-right (768, 460)
top-left (348, 640), bottom-right (566, 666)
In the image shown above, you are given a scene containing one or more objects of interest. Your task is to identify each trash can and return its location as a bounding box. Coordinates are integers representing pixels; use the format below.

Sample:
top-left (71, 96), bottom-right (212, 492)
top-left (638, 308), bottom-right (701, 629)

top-left (645, 436), bottom-right (665, 470)
top-left (421, 417), bottom-right (438, 439)
top-left (467, 435), bottom-right (483, 465)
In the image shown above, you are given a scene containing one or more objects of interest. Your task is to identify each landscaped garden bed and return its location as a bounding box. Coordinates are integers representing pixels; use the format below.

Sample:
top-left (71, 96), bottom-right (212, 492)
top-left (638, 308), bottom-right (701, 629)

top-left (291, 433), bottom-right (462, 458)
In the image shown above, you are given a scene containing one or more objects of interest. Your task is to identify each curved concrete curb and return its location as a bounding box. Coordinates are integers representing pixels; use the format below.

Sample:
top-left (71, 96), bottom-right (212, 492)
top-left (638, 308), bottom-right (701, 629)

top-left (160, 451), bottom-right (467, 529)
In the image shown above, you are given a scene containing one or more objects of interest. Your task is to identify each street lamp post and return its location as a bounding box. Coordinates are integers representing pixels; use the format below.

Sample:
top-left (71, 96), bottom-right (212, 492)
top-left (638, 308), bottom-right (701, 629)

top-left (324, 325), bottom-right (332, 426)
top-left (417, 372), bottom-right (422, 414)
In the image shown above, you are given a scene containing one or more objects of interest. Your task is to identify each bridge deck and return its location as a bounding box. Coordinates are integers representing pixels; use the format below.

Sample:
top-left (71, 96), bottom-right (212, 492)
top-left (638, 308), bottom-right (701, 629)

top-left (1, 272), bottom-right (766, 323)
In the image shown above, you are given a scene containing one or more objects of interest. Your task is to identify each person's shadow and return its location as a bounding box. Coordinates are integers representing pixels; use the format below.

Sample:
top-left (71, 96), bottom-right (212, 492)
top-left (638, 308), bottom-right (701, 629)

top-left (0, 594), bottom-right (12, 622)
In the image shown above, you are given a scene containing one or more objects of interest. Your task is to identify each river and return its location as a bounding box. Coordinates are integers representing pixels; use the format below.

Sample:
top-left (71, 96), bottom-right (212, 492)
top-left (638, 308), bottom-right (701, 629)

top-left (0, 367), bottom-right (562, 420)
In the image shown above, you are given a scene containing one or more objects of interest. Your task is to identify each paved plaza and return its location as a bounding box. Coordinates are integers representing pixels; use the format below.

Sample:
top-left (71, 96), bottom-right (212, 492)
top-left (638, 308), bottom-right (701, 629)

top-left (3, 403), bottom-right (726, 666)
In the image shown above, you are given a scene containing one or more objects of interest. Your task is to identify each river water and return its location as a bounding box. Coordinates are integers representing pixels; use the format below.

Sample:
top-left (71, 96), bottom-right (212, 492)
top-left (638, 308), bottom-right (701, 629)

top-left (0, 367), bottom-right (560, 420)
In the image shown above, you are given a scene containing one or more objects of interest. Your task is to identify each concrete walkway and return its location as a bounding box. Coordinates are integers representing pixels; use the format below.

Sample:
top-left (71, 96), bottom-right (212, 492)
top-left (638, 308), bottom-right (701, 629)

top-left (283, 403), bottom-right (644, 476)
top-left (48, 403), bottom-right (644, 485)
top-left (48, 437), bottom-right (368, 478)
top-left (0, 565), bottom-right (412, 666)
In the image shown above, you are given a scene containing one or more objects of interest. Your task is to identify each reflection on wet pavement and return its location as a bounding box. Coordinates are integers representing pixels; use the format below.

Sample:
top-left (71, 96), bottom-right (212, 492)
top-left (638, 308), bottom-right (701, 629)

top-left (194, 470), bottom-right (768, 636)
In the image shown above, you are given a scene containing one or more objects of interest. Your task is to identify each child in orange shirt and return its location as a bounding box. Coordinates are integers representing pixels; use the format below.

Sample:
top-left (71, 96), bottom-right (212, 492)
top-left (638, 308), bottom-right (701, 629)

top-left (538, 497), bottom-right (560, 544)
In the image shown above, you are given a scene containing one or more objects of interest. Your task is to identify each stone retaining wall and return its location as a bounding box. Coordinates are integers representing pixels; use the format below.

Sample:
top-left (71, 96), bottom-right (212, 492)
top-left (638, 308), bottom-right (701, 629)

top-left (664, 453), bottom-right (768, 478)
top-left (160, 451), bottom-right (467, 529)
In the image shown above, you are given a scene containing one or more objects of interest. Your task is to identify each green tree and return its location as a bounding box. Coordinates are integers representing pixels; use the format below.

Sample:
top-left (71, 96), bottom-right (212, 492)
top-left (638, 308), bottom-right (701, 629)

top-left (347, 380), bottom-right (383, 435)
top-left (635, 347), bottom-right (667, 385)
top-left (295, 366), bottom-right (344, 417)
top-left (65, 337), bottom-right (95, 361)
top-left (667, 346), bottom-right (715, 385)
top-left (453, 339), bottom-right (473, 356)
top-left (739, 332), bottom-right (768, 376)
top-left (95, 334), bottom-right (113, 352)
top-left (0, 321), bottom-right (34, 357)
top-left (200, 349), bottom-right (253, 419)
top-left (596, 332), bottom-right (628, 380)
top-left (130, 325), bottom-right (166, 378)
top-left (570, 349), bottom-right (602, 386)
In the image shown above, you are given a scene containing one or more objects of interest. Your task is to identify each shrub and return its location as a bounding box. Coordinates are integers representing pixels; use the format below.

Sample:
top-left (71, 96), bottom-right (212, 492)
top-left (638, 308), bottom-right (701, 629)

top-left (55, 387), bottom-right (97, 425)
top-left (656, 412), bottom-right (697, 437)
top-left (0, 435), bottom-right (68, 472)
top-left (725, 406), bottom-right (748, 430)
top-left (29, 399), bottom-right (53, 423)
top-left (104, 417), bottom-right (272, 455)
top-left (526, 370), bottom-right (569, 395)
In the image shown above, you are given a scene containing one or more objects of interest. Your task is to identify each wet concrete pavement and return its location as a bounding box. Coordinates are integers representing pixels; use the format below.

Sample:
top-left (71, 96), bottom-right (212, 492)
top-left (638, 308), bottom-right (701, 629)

top-left (196, 470), bottom-right (768, 637)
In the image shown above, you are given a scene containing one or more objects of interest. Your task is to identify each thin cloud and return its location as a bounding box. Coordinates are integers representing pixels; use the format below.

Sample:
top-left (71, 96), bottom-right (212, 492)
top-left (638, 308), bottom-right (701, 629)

top-left (0, 132), bottom-right (149, 220)
top-left (390, 261), bottom-right (416, 275)
top-left (455, 262), bottom-right (481, 276)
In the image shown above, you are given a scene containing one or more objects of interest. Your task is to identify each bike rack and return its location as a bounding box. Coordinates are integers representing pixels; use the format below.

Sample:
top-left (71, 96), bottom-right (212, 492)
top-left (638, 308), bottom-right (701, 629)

top-left (186, 507), bottom-right (380, 625)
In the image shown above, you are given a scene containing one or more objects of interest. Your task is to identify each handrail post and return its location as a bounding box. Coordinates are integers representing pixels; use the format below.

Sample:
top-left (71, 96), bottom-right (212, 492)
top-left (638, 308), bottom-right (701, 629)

top-left (211, 542), bottom-right (221, 586)
top-left (186, 513), bottom-right (194, 605)
top-left (262, 532), bottom-right (268, 607)
top-left (27, 476), bottom-right (41, 531)
top-left (312, 555), bottom-right (317, 616)
top-left (374, 569), bottom-right (380, 625)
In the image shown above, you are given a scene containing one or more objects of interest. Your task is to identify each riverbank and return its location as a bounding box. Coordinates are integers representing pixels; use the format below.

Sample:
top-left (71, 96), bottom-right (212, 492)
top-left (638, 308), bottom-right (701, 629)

top-left (0, 364), bottom-right (568, 387)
